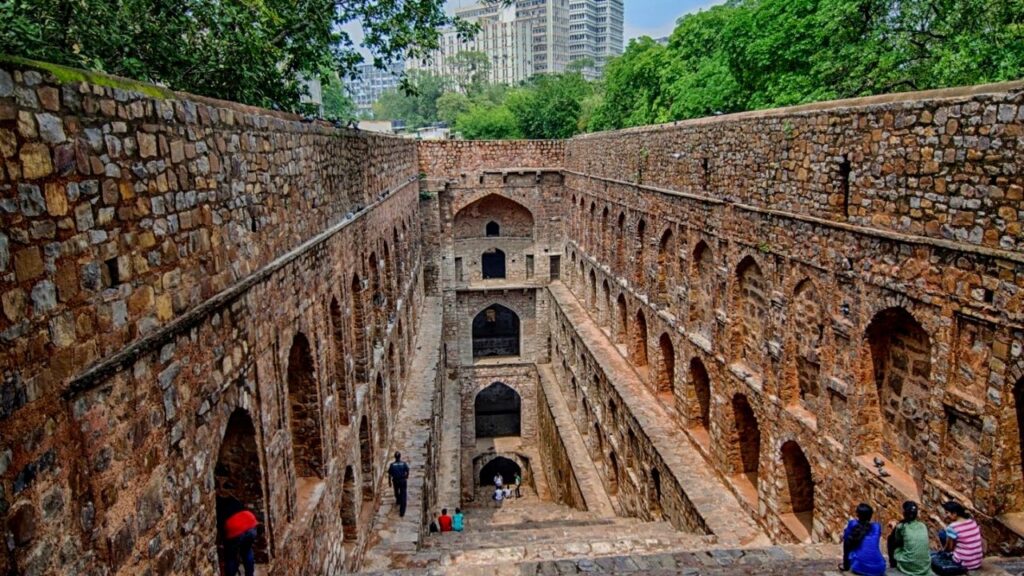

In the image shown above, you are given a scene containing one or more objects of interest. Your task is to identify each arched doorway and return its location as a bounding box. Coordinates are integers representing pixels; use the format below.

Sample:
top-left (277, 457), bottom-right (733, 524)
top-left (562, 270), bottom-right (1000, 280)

top-left (351, 273), bottom-right (369, 382)
top-left (634, 219), bottom-right (646, 284)
top-left (688, 241), bottom-right (713, 336)
top-left (287, 333), bottom-right (323, 479)
top-left (479, 456), bottom-right (522, 486)
top-left (359, 416), bottom-right (374, 500)
top-left (863, 307), bottom-right (931, 481)
top-left (616, 294), bottom-right (628, 345)
top-left (730, 394), bottom-right (760, 502)
top-left (329, 297), bottom-right (350, 426)
top-left (733, 256), bottom-right (768, 372)
top-left (608, 450), bottom-right (620, 495)
top-left (472, 304), bottom-right (520, 358)
top-left (475, 382), bottom-right (522, 438)
top-left (215, 409), bottom-right (269, 565)
top-left (486, 221), bottom-right (500, 236)
top-left (657, 333), bottom-right (675, 400)
top-left (689, 358), bottom-right (711, 433)
top-left (780, 440), bottom-right (815, 540)
top-left (482, 248), bottom-right (506, 279)
top-left (631, 309), bottom-right (649, 368)
top-left (341, 465), bottom-right (357, 542)
top-left (657, 229), bottom-right (674, 307)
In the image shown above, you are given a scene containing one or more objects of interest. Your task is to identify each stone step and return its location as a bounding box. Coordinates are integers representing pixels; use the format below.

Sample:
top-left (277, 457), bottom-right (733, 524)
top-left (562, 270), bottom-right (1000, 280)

top-left (422, 519), bottom-right (693, 553)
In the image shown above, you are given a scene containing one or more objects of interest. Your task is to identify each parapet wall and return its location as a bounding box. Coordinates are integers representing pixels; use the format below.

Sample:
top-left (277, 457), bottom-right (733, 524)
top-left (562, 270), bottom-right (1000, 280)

top-left (0, 60), bottom-right (422, 575)
top-left (418, 139), bottom-right (565, 179)
top-left (566, 82), bottom-right (1024, 252)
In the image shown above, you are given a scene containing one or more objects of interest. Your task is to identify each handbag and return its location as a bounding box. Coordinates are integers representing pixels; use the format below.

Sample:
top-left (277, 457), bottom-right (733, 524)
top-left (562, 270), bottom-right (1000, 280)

top-left (931, 551), bottom-right (967, 576)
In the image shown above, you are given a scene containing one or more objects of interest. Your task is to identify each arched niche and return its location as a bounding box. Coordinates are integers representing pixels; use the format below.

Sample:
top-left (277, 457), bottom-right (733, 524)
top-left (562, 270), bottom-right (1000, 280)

top-left (215, 409), bottom-right (270, 565)
top-left (287, 333), bottom-right (323, 479)
top-left (479, 456), bottom-right (522, 486)
top-left (454, 194), bottom-right (535, 239)
top-left (472, 304), bottom-right (521, 358)
top-left (475, 382), bottom-right (522, 438)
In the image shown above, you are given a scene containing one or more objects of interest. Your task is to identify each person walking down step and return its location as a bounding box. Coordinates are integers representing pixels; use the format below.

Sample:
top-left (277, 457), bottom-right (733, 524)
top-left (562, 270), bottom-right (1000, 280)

top-left (840, 503), bottom-right (886, 576)
top-left (217, 492), bottom-right (259, 576)
top-left (387, 451), bottom-right (410, 517)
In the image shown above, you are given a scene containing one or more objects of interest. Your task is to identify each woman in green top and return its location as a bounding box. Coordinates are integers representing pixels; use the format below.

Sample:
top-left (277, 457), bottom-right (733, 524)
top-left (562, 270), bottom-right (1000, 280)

top-left (886, 501), bottom-right (933, 576)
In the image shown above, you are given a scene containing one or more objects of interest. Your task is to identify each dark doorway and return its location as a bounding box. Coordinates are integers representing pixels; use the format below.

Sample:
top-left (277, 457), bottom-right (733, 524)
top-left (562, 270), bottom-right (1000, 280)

top-left (475, 382), bottom-right (522, 437)
top-left (482, 248), bottom-right (506, 279)
top-left (215, 409), bottom-right (269, 565)
top-left (472, 304), bottom-right (520, 358)
top-left (486, 221), bottom-right (500, 236)
top-left (480, 456), bottom-right (522, 486)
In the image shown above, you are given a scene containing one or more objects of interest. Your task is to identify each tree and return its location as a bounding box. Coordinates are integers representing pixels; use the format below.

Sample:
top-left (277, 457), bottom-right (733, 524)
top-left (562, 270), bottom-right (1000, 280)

top-left (455, 105), bottom-right (521, 139)
top-left (437, 92), bottom-right (471, 126)
top-left (448, 51), bottom-right (492, 95)
top-left (0, 0), bottom-right (477, 111)
top-left (507, 72), bottom-right (592, 139)
top-left (322, 73), bottom-right (356, 121)
top-left (373, 71), bottom-right (449, 128)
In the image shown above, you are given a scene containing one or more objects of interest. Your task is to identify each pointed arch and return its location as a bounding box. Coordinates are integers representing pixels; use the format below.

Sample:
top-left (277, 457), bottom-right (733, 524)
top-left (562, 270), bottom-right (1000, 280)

top-left (475, 382), bottom-right (522, 437)
top-left (862, 307), bottom-right (931, 481)
top-left (688, 240), bottom-right (714, 336)
top-left (657, 332), bottom-right (675, 399)
top-left (454, 194), bottom-right (535, 238)
top-left (601, 206), bottom-right (610, 261)
top-left (215, 409), bottom-right (269, 565)
top-left (472, 304), bottom-right (520, 358)
top-left (602, 279), bottom-right (612, 328)
top-left (486, 221), bottom-right (500, 236)
top-left (730, 393), bottom-right (760, 499)
top-left (657, 228), bottom-right (674, 308)
top-left (634, 218), bottom-right (646, 285)
top-left (630, 308), bottom-right (649, 368)
top-left (359, 415), bottom-right (374, 500)
top-left (615, 293), bottom-right (628, 346)
top-left (790, 278), bottom-right (824, 412)
top-left (351, 273), bottom-right (369, 383)
top-left (287, 333), bottom-right (323, 479)
top-left (780, 440), bottom-right (815, 540)
top-left (615, 212), bottom-right (626, 271)
top-left (733, 256), bottom-right (768, 371)
top-left (689, 357), bottom-right (711, 431)
top-left (588, 268), bottom-right (598, 309)
top-left (330, 297), bottom-right (350, 426)
top-left (341, 465), bottom-right (358, 542)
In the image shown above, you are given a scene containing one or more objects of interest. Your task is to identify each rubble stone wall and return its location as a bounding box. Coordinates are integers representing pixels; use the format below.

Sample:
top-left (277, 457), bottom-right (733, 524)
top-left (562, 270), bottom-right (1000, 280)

top-left (0, 60), bottom-right (422, 576)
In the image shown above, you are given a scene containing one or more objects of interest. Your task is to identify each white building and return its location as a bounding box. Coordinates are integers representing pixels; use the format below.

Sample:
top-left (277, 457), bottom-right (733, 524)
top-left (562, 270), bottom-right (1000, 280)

top-left (568, 0), bottom-right (624, 78)
top-left (407, 0), bottom-right (570, 86)
top-left (346, 62), bottom-right (405, 116)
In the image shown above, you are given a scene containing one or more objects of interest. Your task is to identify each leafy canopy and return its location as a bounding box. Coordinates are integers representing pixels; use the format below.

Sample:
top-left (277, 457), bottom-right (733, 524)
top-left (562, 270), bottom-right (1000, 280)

top-left (0, 0), bottom-right (477, 110)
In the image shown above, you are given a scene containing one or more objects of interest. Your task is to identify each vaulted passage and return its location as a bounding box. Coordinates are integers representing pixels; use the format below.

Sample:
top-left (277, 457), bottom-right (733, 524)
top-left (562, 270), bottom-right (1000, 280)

top-left (455, 194), bottom-right (535, 238)
top-left (475, 382), bottom-right (522, 437)
top-left (359, 416), bottom-right (374, 500)
top-left (287, 333), bottom-right (323, 479)
top-left (472, 304), bottom-right (521, 358)
top-left (215, 409), bottom-right (269, 565)
top-left (480, 456), bottom-right (522, 486)
top-left (730, 394), bottom-right (761, 498)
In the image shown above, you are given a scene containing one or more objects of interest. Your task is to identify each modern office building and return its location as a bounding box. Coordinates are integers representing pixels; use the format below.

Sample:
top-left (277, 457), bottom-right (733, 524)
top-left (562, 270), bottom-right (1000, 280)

top-left (346, 61), bottom-right (405, 116)
top-left (568, 0), bottom-right (624, 78)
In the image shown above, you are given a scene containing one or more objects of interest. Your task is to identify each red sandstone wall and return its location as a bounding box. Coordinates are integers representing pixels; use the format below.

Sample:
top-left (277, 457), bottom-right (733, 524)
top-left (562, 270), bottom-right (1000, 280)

top-left (0, 61), bottom-right (422, 575)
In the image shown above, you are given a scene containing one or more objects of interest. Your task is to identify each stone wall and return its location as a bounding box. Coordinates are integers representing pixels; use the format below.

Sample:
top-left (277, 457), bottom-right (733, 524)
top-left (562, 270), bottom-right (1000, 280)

top-left (419, 140), bottom-right (564, 180)
top-left (0, 60), bottom-right (423, 576)
top-left (561, 82), bottom-right (1024, 548)
top-left (537, 380), bottom-right (588, 511)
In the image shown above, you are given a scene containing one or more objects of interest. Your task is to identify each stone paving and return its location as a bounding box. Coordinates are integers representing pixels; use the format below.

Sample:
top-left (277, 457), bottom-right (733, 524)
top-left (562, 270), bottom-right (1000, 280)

top-left (360, 296), bottom-right (443, 572)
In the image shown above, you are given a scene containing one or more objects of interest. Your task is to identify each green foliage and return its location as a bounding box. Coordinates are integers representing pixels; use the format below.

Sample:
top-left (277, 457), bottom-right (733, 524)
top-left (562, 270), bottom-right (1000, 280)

top-left (506, 72), bottom-right (593, 139)
top-left (593, 0), bottom-right (1024, 130)
top-left (455, 104), bottom-right (522, 139)
top-left (373, 72), bottom-right (450, 128)
top-left (436, 92), bottom-right (471, 126)
top-left (447, 51), bottom-right (492, 95)
top-left (322, 73), bottom-right (355, 122)
top-left (0, 0), bottom-right (468, 111)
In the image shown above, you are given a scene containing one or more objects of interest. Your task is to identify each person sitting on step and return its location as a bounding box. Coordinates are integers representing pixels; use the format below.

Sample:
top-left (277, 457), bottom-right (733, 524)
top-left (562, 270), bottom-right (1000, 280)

top-left (933, 500), bottom-right (984, 574)
top-left (840, 502), bottom-right (886, 576)
top-left (452, 507), bottom-right (464, 532)
top-left (887, 501), bottom-right (932, 576)
top-left (438, 508), bottom-right (453, 532)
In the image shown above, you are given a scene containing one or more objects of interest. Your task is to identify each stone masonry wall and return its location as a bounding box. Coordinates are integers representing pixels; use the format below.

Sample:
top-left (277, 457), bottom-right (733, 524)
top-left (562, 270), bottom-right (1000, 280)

top-left (562, 82), bottom-right (1024, 548)
top-left (0, 60), bottom-right (423, 576)
top-left (419, 140), bottom-right (564, 181)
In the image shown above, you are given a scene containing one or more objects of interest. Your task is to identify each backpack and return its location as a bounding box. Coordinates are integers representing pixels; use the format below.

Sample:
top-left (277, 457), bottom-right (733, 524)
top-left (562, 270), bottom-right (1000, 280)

top-left (429, 521), bottom-right (439, 533)
top-left (931, 551), bottom-right (967, 576)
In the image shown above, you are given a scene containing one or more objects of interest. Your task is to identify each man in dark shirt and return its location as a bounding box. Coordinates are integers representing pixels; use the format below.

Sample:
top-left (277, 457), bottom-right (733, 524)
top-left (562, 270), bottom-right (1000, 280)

top-left (387, 451), bottom-right (410, 517)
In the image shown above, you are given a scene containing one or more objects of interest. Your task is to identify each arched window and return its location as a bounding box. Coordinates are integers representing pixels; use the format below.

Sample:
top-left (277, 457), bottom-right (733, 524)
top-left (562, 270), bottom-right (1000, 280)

top-left (615, 212), bottom-right (626, 271)
top-left (472, 304), bottom-right (520, 358)
top-left (780, 441), bottom-right (815, 540)
top-left (215, 409), bottom-right (268, 565)
top-left (688, 241), bottom-right (714, 337)
top-left (482, 248), bottom-right (506, 279)
top-left (657, 229), bottom-right (674, 307)
top-left (588, 269), bottom-right (597, 308)
top-left (790, 279), bottom-right (824, 413)
top-left (615, 294), bottom-right (628, 346)
top-left (634, 219), bottom-right (646, 285)
top-left (475, 382), bottom-right (522, 437)
top-left (287, 333), bottom-right (323, 479)
top-left (863, 307), bottom-right (931, 481)
top-left (485, 221), bottom-right (500, 236)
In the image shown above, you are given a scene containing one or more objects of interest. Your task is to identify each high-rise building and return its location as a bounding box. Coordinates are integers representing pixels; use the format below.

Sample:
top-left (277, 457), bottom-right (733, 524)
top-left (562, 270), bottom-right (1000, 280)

top-left (407, 0), bottom-right (571, 86)
top-left (568, 0), bottom-right (624, 79)
top-left (346, 62), bottom-right (405, 116)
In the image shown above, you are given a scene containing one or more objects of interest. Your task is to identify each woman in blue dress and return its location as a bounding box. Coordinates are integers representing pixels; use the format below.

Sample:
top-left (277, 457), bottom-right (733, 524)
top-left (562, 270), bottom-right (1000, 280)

top-left (841, 503), bottom-right (887, 576)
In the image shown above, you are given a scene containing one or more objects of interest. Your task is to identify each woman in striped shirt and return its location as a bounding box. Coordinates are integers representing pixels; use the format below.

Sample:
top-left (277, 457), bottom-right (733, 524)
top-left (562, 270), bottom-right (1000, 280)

top-left (936, 500), bottom-right (984, 571)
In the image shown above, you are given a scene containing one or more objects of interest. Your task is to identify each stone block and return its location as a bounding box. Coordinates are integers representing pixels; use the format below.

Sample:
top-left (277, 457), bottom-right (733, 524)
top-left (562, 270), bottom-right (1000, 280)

top-left (19, 142), bottom-right (53, 179)
top-left (14, 246), bottom-right (44, 281)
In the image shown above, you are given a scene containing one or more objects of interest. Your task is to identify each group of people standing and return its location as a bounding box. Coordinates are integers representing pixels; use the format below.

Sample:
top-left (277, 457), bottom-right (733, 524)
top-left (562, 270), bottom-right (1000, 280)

top-left (492, 472), bottom-right (522, 504)
top-left (842, 500), bottom-right (985, 576)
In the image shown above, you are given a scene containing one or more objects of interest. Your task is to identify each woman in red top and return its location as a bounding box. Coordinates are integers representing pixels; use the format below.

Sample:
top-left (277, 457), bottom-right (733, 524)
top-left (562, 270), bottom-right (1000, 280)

top-left (438, 508), bottom-right (453, 532)
top-left (218, 495), bottom-right (259, 576)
